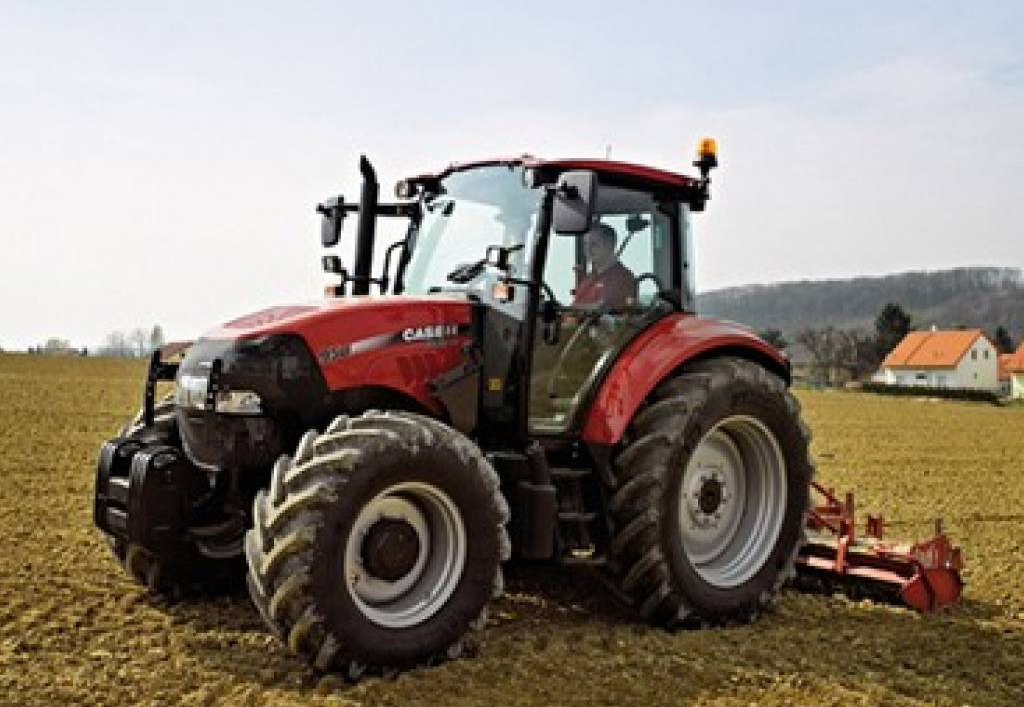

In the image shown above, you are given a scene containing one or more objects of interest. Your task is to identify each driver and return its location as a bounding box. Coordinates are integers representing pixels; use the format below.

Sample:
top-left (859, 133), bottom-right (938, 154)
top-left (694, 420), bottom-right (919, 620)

top-left (573, 223), bottom-right (636, 308)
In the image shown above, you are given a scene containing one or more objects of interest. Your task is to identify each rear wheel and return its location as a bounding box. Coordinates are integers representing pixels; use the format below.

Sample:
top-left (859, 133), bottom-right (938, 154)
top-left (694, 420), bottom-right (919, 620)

top-left (608, 357), bottom-right (812, 626)
top-left (245, 411), bottom-right (509, 676)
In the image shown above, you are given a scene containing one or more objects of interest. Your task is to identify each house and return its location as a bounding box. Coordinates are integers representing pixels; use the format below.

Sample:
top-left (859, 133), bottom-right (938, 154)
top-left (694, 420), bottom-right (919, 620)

top-left (1006, 343), bottom-right (1024, 399)
top-left (159, 341), bottom-right (192, 363)
top-left (881, 328), bottom-right (999, 391)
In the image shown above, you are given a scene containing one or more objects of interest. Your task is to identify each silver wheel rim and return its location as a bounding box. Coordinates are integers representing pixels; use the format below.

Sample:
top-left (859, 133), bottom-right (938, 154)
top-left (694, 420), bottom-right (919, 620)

top-left (678, 415), bottom-right (787, 588)
top-left (344, 482), bottom-right (466, 628)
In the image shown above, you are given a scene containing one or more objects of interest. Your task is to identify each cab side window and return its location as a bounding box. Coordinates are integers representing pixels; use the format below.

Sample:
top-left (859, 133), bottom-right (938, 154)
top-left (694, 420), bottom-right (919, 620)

top-left (543, 185), bottom-right (676, 309)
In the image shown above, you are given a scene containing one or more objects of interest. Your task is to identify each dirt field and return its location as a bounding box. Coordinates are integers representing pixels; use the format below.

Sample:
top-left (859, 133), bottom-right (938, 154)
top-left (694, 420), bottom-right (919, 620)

top-left (1, 353), bottom-right (1021, 707)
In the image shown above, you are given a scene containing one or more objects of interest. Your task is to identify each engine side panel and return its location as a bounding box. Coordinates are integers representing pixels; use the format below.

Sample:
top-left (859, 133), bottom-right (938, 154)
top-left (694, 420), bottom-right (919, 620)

top-left (202, 296), bottom-right (474, 415)
top-left (580, 314), bottom-right (788, 444)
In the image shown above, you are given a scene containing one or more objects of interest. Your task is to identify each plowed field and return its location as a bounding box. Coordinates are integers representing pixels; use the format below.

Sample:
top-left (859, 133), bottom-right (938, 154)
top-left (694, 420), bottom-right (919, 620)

top-left (1, 353), bottom-right (1021, 706)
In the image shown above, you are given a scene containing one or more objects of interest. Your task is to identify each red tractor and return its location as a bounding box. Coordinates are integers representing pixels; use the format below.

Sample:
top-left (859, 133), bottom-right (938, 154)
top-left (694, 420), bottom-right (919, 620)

top-left (94, 141), bottom-right (961, 677)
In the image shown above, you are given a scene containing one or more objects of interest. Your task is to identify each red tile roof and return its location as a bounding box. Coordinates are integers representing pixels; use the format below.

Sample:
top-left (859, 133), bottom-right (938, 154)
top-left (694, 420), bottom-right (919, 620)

top-left (1006, 343), bottom-right (1024, 373)
top-left (160, 341), bottom-right (192, 361)
top-left (882, 329), bottom-right (990, 368)
top-left (998, 354), bottom-right (1014, 380)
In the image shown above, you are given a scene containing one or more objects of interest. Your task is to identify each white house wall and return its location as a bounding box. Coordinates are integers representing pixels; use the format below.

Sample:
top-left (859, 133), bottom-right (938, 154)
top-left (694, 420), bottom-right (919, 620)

top-left (885, 366), bottom-right (956, 387)
top-left (1012, 372), bottom-right (1024, 399)
top-left (958, 338), bottom-right (999, 390)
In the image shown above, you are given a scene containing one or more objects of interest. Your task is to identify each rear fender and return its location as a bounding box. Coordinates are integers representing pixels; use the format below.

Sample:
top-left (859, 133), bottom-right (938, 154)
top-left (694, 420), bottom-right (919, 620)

top-left (580, 314), bottom-right (788, 444)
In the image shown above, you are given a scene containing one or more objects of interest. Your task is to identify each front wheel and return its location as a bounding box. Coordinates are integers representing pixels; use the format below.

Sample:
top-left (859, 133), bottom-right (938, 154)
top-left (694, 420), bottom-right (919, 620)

top-left (608, 357), bottom-right (812, 627)
top-left (245, 411), bottom-right (509, 676)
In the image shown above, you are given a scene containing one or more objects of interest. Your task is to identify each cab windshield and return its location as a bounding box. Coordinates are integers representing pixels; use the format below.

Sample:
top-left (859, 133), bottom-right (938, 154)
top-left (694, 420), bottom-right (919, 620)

top-left (401, 165), bottom-right (541, 294)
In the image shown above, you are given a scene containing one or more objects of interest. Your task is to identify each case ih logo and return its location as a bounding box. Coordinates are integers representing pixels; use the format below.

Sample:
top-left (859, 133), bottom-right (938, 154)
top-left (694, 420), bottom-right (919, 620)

top-left (402, 324), bottom-right (459, 342)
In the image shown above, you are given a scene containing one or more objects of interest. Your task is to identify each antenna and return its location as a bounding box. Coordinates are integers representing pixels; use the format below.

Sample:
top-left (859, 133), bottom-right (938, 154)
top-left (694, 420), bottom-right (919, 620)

top-left (605, 144), bottom-right (612, 159)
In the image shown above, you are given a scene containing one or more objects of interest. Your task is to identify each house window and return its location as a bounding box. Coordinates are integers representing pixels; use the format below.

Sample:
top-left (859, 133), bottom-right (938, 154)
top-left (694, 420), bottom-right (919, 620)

top-left (915, 372), bottom-right (927, 382)
top-left (984, 350), bottom-right (990, 359)
top-left (972, 350), bottom-right (978, 360)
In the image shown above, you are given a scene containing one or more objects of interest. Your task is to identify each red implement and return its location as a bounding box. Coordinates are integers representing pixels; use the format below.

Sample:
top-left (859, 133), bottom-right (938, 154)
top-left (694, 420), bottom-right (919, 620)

top-left (795, 482), bottom-right (964, 612)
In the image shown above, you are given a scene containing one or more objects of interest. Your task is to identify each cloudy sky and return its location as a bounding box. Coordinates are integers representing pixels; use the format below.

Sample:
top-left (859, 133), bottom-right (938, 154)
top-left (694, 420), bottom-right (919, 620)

top-left (1, 2), bottom-right (1022, 349)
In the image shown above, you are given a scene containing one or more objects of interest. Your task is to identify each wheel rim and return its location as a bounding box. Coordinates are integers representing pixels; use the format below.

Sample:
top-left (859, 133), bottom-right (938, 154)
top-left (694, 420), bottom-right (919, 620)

top-left (677, 415), bottom-right (787, 588)
top-left (343, 482), bottom-right (466, 628)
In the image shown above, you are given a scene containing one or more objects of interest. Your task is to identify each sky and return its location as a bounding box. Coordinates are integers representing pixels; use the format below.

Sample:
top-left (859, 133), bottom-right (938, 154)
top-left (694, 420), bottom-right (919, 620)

top-left (1, 1), bottom-right (1022, 350)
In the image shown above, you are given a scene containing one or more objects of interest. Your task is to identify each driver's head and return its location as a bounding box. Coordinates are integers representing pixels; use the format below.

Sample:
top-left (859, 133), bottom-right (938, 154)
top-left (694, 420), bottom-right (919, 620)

top-left (583, 222), bottom-right (618, 272)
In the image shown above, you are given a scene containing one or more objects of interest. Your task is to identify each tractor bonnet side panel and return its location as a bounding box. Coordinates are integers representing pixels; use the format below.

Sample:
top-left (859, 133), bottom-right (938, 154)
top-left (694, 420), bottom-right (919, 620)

top-left (580, 314), bottom-right (789, 444)
top-left (201, 295), bottom-right (474, 415)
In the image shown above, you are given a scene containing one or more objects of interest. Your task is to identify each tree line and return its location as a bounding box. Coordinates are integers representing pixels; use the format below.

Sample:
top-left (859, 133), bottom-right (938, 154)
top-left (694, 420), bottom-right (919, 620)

top-left (760, 303), bottom-right (1019, 387)
top-left (700, 266), bottom-right (1024, 344)
top-left (26, 325), bottom-right (166, 357)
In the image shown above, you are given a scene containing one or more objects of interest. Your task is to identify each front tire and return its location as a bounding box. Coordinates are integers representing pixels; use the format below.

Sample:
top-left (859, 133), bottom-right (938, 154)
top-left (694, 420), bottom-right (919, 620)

top-left (608, 357), bottom-right (812, 627)
top-left (245, 411), bottom-right (509, 676)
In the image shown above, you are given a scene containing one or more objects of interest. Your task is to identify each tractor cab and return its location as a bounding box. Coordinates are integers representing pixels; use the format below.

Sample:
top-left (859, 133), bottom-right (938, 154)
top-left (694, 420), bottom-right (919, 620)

top-left (319, 146), bottom-right (717, 445)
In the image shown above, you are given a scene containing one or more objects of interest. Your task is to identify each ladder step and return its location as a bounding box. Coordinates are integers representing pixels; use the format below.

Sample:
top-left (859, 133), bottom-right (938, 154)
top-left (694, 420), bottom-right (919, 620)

top-left (558, 511), bottom-right (597, 522)
top-left (550, 468), bottom-right (591, 480)
top-left (107, 476), bottom-right (130, 506)
top-left (561, 554), bottom-right (608, 566)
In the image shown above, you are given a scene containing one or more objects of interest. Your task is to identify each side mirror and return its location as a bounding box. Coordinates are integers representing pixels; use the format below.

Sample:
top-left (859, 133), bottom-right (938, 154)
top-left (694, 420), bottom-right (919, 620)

top-left (317, 196), bottom-right (346, 247)
top-left (552, 170), bottom-right (597, 235)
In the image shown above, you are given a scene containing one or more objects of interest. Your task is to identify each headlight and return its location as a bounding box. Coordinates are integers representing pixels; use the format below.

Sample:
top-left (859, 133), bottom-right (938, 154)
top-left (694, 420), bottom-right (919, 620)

top-left (215, 389), bottom-right (263, 414)
top-left (175, 373), bottom-right (263, 415)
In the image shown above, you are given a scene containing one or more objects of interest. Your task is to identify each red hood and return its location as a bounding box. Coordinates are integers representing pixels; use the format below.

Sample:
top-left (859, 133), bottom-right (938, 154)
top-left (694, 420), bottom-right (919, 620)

top-left (201, 295), bottom-right (472, 351)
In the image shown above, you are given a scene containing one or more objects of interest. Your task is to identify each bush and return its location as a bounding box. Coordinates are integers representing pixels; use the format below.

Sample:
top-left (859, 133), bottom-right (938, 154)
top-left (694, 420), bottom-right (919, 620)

top-left (859, 382), bottom-right (1000, 404)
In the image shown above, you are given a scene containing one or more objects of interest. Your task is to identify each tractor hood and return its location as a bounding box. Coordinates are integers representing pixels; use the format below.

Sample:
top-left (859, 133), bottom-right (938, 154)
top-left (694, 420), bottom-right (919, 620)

top-left (200, 294), bottom-right (473, 362)
top-left (180, 294), bottom-right (476, 426)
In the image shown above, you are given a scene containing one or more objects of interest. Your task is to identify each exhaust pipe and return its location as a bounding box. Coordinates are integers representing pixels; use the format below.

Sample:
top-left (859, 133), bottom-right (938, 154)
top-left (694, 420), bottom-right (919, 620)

top-left (353, 155), bottom-right (378, 295)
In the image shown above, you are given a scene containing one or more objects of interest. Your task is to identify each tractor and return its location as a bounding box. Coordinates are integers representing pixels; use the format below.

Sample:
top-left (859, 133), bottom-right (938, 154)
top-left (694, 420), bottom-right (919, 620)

top-left (94, 140), bottom-right (962, 677)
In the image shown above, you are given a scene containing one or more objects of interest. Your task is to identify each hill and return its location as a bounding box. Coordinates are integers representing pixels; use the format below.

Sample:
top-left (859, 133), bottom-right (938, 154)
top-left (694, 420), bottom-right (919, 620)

top-left (696, 267), bottom-right (1024, 342)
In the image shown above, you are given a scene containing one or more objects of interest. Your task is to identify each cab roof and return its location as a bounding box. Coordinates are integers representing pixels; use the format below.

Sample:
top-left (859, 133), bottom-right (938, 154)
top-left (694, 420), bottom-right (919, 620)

top-left (410, 156), bottom-right (700, 193)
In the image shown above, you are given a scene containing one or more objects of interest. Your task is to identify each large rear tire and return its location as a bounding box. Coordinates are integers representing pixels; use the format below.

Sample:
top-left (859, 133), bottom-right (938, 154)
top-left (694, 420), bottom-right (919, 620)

top-left (608, 357), bottom-right (812, 627)
top-left (245, 411), bottom-right (509, 676)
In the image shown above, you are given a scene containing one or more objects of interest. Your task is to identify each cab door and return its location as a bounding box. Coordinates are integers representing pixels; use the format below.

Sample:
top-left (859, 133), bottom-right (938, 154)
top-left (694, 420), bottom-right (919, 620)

top-left (528, 186), bottom-right (681, 434)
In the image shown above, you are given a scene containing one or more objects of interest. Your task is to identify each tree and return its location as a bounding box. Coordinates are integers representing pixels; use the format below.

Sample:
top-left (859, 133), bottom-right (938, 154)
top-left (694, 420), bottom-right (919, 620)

top-left (128, 328), bottom-right (147, 357)
top-left (993, 325), bottom-right (1015, 354)
top-left (796, 327), bottom-right (876, 385)
top-left (796, 327), bottom-right (846, 386)
top-left (42, 338), bottom-right (72, 355)
top-left (758, 328), bottom-right (788, 351)
top-left (845, 329), bottom-right (880, 379)
top-left (149, 325), bottom-right (165, 354)
top-left (874, 302), bottom-right (913, 363)
top-left (100, 330), bottom-right (130, 357)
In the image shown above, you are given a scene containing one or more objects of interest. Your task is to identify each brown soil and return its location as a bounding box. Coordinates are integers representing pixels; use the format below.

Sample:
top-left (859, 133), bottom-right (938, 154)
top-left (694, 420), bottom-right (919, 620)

top-left (0, 354), bottom-right (1021, 706)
